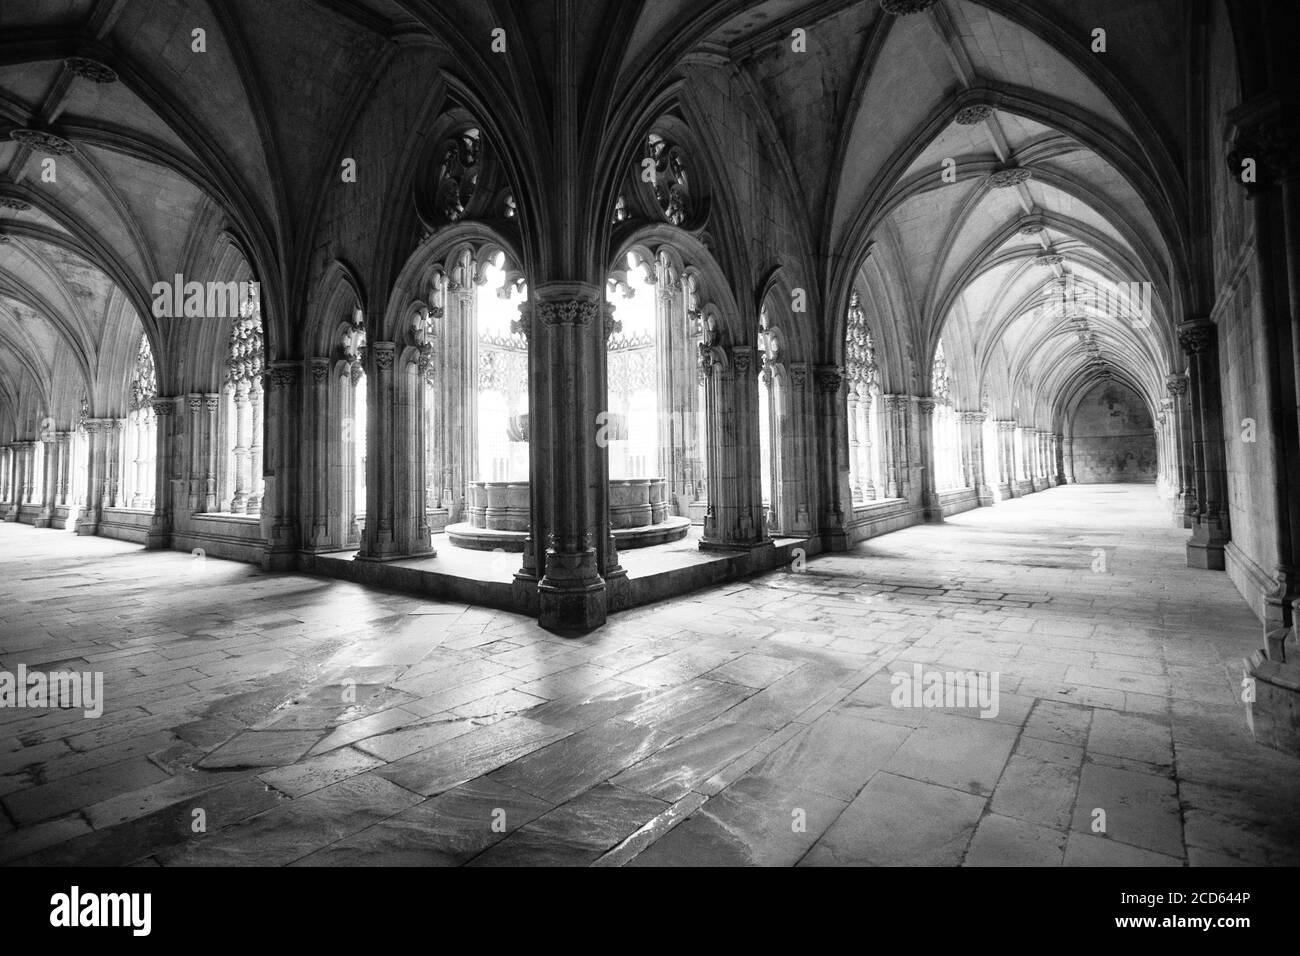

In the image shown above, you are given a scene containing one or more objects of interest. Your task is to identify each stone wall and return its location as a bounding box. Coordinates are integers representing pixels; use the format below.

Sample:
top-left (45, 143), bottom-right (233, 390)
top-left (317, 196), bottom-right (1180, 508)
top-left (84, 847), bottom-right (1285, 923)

top-left (1070, 382), bottom-right (1157, 484)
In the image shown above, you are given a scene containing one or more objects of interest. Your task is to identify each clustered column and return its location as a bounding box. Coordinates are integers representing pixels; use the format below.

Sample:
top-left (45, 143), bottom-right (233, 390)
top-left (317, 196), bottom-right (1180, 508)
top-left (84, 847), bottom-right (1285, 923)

top-left (1178, 319), bottom-right (1229, 570)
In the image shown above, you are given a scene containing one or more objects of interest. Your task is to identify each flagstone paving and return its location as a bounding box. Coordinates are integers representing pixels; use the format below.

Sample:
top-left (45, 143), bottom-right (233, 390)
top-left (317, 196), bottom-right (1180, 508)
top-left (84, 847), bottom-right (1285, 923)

top-left (2, 485), bottom-right (1298, 866)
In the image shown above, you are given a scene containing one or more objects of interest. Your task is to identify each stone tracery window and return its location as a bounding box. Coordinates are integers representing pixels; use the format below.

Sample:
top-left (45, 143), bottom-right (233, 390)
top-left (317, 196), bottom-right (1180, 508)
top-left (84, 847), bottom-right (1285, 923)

top-left (846, 291), bottom-right (884, 501)
top-left (757, 307), bottom-right (784, 533)
top-left (342, 306), bottom-right (366, 532)
top-left (931, 339), bottom-right (963, 490)
top-left (221, 287), bottom-right (264, 514)
top-left (604, 249), bottom-right (708, 525)
top-left (122, 335), bottom-right (157, 509)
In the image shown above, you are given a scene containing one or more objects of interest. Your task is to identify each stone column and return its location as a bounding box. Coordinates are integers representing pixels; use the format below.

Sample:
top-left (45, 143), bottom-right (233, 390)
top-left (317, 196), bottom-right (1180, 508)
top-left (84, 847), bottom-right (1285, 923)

top-left (1228, 92), bottom-right (1300, 750)
top-left (1053, 432), bottom-right (1066, 485)
top-left (522, 284), bottom-right (614, 631)
top-left (306, 359), bottom-right (331, 549)
top-left (230, 383), bottom-right (250, 513)
top-left (780, 366), bottom-right (811, 535)
top-left (961, 411), bottom-right (993, 504)
top-left (1063, 435), bottom-right (1077, 483)
top-left (146, 399), bottom-right (175, 549)
top-left (1016, 427), bottom-right (1030, 492)
top-left (1179, 319), bottom-right (1229, 570)
top-left (55, 430), bottom-right (72, 511)
top-left (880, 395), bottom-right (909, 500)
top-left (700, 342), bottom-right (771, 551)
top-left (360, 343), bottom-right (400, 560)
top-left (34, 438), bottom-right (55, 527)
top-left (804, 365), bottom-right (847, 550)
top-left (262, 363), bottom-right (302, 570)
top-left (917, 398), bottom-right (940, 520)
top-left (993, 420), bottom-right (1014, 498)
top-left (76, 425), bottom-right (107, 534)
top-left (202, 394), bottom-right (219, 513)
top-left (1166, 374), bottom-right (1193, 527)
top-left (248, 380), bottom-right (264, 514)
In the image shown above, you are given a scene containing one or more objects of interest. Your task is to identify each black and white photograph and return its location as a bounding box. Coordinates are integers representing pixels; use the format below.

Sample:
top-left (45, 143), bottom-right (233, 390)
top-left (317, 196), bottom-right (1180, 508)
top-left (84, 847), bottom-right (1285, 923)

top-left (0, 0), bottom-right (1295, 929)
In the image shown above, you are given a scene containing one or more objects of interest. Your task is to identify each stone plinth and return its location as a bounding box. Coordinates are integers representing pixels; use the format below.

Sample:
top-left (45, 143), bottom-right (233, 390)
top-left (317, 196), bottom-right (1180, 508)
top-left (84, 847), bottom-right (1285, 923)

top-left (467, 481), bottom-right (530, 532)
top-left (450, 477), bottom-right (688, 552)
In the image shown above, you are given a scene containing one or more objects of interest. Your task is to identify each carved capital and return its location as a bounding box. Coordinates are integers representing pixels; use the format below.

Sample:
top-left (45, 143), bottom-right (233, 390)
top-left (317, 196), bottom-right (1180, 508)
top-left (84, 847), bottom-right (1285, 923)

top-left (310, 358), bottom-right (330, 384)
top-left (151, 398), bottom-right (175, 416)
top-left (815, 367), bottom-right (843, 395)
top-left (371, 343), bottom-right (396, 371)
top-left (1226, 94), bottom-right (1300, 190)
top-left (267, 364), bottom-right (299, 388)
top-left (731, 346), bottom-right (754, 375)
top-left (1177, 320), bottom-right (1215, 357)
top-left (789, 364), bottom-right (809, 388)
top-left (537, 300), bottom-right (599, 327)
top-left (918, 399), bottom-right (937, 415)
top-left (1165, 373), bottom-right (1188, 396)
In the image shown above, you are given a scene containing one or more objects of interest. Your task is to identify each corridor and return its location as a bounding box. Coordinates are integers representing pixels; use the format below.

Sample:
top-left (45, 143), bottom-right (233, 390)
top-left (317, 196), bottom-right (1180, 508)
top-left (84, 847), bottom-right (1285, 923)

top-left (1, 484), bottom-right (1296, 866)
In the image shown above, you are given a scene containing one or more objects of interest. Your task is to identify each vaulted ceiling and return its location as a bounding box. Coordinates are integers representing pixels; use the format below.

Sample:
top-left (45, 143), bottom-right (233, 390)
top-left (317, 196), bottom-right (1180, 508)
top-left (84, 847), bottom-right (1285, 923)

top-left (0, 0), bottom-right (1232, 440)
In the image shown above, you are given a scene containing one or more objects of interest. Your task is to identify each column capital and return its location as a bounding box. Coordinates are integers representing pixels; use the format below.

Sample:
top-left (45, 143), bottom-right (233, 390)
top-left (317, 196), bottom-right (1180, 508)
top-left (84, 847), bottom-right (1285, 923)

top-left (815, 366), bottom-right (843, 395)
top-left (789, 363), bottom-right (810, 388)
top-left (266, 361), bottom-right (300, 388)
top-left (1165, 372), bottom-right (1188, 396)
top-left (1177, 319), bottom-right (1216, 356)
top-left (529, 282), bottom-right (602, 328)
top-left (309, 357), bottom-right (330, 384)
top-left (1225, 92), bottom-right (1300, 191)
top-left (918, 399), bottom-right (937, 416)
top-left (730, 345), bottom-right (755, 375)
top-left (369, 343), bottom-right (396, 371)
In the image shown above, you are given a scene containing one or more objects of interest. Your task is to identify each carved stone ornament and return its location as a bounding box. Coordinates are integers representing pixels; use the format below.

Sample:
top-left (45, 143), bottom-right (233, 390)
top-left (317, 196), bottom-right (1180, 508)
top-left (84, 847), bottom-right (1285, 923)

top-left (1034, 252), bottom-right (1064, 266)
top-left (1227, 112), bottom-right (1300, 191)
top-left (816, 369), bottom-right (843, 395)
top-left (731, 348), bottom-right (752, 375)
top-left (311, 360), bottom-right (329, 384)
top-left (955, 105), bottom-right (993, 125)
top-left (152, 398), bottom-right (174, 416)
top-left (0, 197), bottom-right (31, 211)
top-left (267, 366), bottom-right (298, 389)
top-left (373, 347), bottom-right (395, 371)
top-left (1017, 222), bottom-right (1044, 235)
top-left (66, 57), bottom-right (118, 83)
top-left (645, 133), bottom-right (692, 226)
top-left (9, 129), bottom-right (76, 156)
top-left (1177, 322), bottom-right (1214, 357)
top-left (988, 167), bottom-right (1032, 188)
top-left (1166, 374), bottom-right (1188, 396)
top-left (434, 128), bottom-right (481, 223)
top-left (790, 366), bottom-right (808, 388)
top-left (537, 300), bottom-right (599, 327)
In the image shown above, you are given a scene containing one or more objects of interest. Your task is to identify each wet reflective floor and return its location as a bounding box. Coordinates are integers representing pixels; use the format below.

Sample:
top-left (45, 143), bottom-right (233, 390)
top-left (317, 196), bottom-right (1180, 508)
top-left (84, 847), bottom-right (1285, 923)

top-left (2, 485), bottom-right (1297, 866)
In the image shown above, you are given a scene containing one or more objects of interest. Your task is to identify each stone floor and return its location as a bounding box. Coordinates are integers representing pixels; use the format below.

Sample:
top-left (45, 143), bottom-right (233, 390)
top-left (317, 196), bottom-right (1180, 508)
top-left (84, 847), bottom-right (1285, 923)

top-left (2, 484), bottom-right (1298, 866)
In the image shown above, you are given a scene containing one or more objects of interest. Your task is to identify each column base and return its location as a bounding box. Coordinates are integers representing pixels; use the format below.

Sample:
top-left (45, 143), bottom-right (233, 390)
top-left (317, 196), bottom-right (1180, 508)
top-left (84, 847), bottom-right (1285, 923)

top-left (995, 482), bottom-right (1013, 501)
top-left (537, 549), bottom-right (606, 633)
top-left (1186, 519), bottom-right (1228, 571)
top-left (1247, 649), bottom-right (1300, 756)
top-left (699, 537), bottom-right (775, 554)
